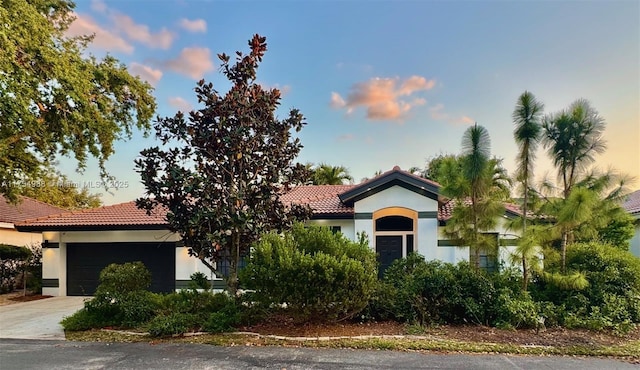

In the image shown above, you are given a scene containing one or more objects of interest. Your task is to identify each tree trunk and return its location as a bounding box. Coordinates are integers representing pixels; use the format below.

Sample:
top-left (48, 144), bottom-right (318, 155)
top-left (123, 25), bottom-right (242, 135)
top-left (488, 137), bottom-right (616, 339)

top-left (522, 255), bottom-right (528, 291)
top-left (227, 232), bottom-right (240, 296)
top-left (522, 178), bottom-right (529, 291)
top-left (561, 229), bottom-right (568, 274)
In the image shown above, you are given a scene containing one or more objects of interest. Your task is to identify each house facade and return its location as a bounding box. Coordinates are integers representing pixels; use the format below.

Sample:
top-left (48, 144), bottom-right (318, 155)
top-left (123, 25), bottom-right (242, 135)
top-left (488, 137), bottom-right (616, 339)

top-left (0, 195), bottom-right (65, 248)
top-left (17, 166), bottom-right (522, 296)
top-left (623, 190), bottom-right (640, 258)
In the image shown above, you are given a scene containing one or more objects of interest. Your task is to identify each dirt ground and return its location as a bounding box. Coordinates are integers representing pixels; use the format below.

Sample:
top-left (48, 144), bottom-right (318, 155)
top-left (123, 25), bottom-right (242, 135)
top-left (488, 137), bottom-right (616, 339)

top-left (0, 291), bottom-right (52, 306)
top-left (241, 317), bottom-right (640, 347)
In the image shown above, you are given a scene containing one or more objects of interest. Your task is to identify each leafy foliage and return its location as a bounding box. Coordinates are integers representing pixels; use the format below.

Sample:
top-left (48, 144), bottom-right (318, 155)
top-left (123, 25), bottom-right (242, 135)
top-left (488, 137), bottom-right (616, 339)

top-left (439, 131), bottom-right (511, 270)
top-left (241, 223), bottom-right (377, 323)
top-left (307, 163), bottom-right (354, 185)
top-left (62, 262), bottom-right (158, 330)
top-left (0, 244), bottom-right (31, 293)
top-left (379, 254), bottom-right (499, 325)
top-left (15, 166), bottom-right (102, 210)
top-left (135, 34), bottom-right (312, 294)
top-left (0, 0), bottom-right (156, 202)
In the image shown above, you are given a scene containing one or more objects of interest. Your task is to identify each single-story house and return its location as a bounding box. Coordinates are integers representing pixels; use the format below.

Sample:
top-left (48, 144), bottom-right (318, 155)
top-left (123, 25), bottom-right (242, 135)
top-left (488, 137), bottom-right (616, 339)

top-left (623, 189), bottom-right (640, 258)
top-left (0, 195), bottom-right (66, 248)
top-left (16, 166), bottom-right (522, 296)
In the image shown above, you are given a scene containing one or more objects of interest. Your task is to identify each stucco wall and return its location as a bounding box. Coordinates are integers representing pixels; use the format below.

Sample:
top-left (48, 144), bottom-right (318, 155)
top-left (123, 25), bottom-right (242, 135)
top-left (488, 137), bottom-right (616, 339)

top-left (0, 226), bottom-right (42, 248)
top-left (352, 185), bottom-right (440, 261)
top-left (307, 219), bottom-right (356, 240)
top-left (354, 185), bottom-right (438, 213)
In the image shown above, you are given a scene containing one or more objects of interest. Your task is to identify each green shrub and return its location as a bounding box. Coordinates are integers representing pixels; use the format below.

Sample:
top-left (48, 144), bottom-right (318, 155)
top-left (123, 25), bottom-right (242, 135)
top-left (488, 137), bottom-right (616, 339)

top-left (0, 244), bottom-right (31, 293)
top-left (62, 262), bottom-right (159, 330)
top-left (532, 242), bottom-right (640, 332)
top-left (240, 223), bottom-right (378, 323)
top-left (96, 261), bottom-right (152, 295)
top-left (203, 311), bottom-right (239, 333)
top-left (61, 308), bottom-right (103, 331)
top-left (148, 313), bottom-right (198, 337)
top-left (189, 272), bottom-right (212, 290)
top-left (381, 254), bottom-right (498, 326)
top-left (493, 289), bottom-right (540, 329)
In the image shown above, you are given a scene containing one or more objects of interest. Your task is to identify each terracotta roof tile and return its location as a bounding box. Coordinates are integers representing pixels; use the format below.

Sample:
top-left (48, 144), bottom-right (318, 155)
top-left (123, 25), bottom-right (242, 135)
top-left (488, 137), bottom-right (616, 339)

top-left (0, 195), bottom-right (67, 224)
top-left (281, 185), bottom-right (355, 215)
top-left (15, 201), bottom-right (167, 228)
top-left (623, 190), bottom-right (640, 215)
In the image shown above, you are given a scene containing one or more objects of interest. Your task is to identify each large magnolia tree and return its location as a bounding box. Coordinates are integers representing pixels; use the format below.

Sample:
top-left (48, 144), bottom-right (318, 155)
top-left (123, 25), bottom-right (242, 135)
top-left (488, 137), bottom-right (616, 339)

top-left (136, 35), bottom-right (312, 294)
top-left (0, 0), bottom-right (156, 202)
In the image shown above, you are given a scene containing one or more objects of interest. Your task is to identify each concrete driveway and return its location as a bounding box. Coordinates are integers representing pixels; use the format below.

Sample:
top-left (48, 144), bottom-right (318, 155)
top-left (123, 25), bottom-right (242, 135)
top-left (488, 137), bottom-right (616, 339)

top-left (0, 297), bottom-right (86, 340)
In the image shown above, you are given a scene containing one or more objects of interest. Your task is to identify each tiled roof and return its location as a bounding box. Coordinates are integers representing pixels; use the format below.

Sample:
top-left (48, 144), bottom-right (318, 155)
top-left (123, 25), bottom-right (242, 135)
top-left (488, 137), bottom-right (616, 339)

top-left (281, 185), bottom-right (355, 215)
top-left (0, 195), bottom-right (66, 224)
top-left (623, 190), bottom-right (640, 215)
top-left (15, 201), bottom-right (167, 229)
top-left (437, 199), bottom-right (524, 221)
top-left (15, 167), bottom-right (525, 229)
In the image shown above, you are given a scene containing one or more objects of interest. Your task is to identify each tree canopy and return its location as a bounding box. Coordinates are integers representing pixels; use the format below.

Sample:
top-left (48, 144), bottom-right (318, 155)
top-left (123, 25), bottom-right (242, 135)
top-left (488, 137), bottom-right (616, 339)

top-left (307, 163), bottom-right (353, 185)
top-left (14, 166), bottom-right (102, 210)
top-left (0, 0), bottom-right (157, 202)
top-left (136, 34), bottom-right (312, 294)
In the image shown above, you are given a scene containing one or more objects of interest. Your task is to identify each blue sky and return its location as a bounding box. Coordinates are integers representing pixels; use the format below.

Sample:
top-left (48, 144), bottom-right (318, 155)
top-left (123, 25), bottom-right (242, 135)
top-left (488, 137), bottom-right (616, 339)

top-left (58, 0), bottom-right (639, 205)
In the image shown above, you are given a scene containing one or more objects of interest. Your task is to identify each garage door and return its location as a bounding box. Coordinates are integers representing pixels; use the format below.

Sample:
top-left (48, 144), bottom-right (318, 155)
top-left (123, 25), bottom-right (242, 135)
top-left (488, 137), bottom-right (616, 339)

top-left (66, 242), bottom-right (176, 296)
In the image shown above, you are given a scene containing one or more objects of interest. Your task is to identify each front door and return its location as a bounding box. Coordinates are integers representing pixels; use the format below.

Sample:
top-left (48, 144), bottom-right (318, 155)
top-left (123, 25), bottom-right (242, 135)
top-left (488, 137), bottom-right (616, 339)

top-left (376, 235), bottom-right (403, 278)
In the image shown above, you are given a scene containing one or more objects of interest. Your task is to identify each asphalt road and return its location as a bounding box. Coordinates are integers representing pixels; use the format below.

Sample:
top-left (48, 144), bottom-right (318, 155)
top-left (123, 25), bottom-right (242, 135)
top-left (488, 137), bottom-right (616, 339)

top-left (0, 339), bottom-right (637, 370)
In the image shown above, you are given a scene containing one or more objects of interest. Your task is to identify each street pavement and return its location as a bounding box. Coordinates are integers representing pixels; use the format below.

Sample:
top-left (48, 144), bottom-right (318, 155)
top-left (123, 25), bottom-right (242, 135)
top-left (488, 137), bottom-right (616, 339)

top-left (0, 297), bottom-right (86, 340)
top-left (1, 338), bottom-right (637, 370)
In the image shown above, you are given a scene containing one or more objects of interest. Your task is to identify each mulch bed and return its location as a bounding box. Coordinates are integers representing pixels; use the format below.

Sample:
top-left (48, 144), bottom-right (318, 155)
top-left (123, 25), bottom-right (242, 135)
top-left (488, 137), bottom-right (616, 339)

top-left (241, 316), bottom-right (640, 347)
top-left (0, 291), bottom-right (52, 306)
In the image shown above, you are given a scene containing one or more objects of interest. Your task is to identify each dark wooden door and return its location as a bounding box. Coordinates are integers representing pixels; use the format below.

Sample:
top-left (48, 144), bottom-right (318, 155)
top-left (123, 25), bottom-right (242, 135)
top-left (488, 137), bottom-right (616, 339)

top-left (376, 235), bottom-right (403, 278)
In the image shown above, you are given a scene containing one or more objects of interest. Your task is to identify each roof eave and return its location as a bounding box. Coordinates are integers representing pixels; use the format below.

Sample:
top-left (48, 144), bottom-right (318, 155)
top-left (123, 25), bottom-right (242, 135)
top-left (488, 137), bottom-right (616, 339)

top-left (15, 224), bottom-right (171, 232)
top-left (339, 172), bottom-right (440, 205)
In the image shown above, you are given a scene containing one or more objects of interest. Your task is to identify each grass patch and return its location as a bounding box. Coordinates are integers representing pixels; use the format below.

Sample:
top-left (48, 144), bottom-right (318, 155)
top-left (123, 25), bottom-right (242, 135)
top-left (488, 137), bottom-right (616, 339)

top-left (64, 330), bottom-right (640, 360)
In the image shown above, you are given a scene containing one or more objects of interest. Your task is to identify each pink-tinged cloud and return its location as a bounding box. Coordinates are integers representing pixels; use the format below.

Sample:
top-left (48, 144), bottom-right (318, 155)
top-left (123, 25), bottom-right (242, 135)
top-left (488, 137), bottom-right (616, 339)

top-left (66, 12), bottom-right (134, 54)
top-left (429, 104), bottom-right (474, 125)
top-left (168, 97), bottom-right (193, 112)
top-left (330, 75), bottom-right (435, 121)
top-left (110, 13), bottom-right (175, 49)
top-left (130, 62), bottom-right (163, 86)
top-left (179, 18), bottom-right (207, 33)
top-left (163, 47), bottom-right (215, 80)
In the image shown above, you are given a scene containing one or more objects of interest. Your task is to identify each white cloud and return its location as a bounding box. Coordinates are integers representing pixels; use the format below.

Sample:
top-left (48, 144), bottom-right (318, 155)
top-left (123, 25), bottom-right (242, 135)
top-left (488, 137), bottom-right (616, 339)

top-left (179, 18), bottom-right (207, 33)
top-left (66, 12), bottom-right (134, 54)
top-left (429, 104), bottom-right (474, 125)
top-left (110, 13), bottom-right (175, 49)
top-left (130, 62), bottom-right (163, 86)
top-left (162, 47), bottom-right (215, 80)
top-left (168, 97), bottom-right (193, 112)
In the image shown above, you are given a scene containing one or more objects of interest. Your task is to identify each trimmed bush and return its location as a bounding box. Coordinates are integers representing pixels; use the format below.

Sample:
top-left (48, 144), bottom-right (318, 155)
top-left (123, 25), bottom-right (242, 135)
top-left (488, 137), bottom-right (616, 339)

top-left (240, 223), bottom-right (378, 323)
top-left (380, 254), bottom-right (498, 325)
top-left (148, 313), bottom-right (198, 337)
top-left (62, 262), bottom-right (159, 331)
top-left (96, 261), bottom-right (151, 295)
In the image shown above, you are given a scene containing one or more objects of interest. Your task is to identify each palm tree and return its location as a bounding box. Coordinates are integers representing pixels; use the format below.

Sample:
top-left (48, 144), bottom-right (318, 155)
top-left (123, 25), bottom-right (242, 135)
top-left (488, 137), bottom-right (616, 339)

top-left (542, 99), bottom-right (607, 199)
top-left (442, 124), bottom-right (510, 270)
top-left (313, 163), bottom-right (353, 185)
top-left (542, 99), bottom-right (607, 271)
top-left (512, 91), bottom-right (544, 288)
